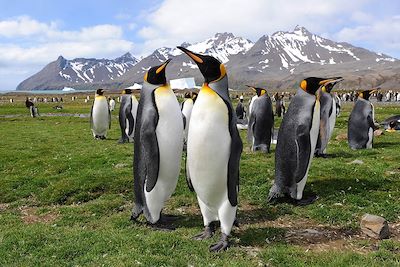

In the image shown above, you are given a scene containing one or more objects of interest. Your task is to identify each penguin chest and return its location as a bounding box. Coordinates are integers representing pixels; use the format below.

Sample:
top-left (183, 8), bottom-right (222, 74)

top-left (328, 98), bottom-right (337, 137)
top-left (310, 100), bottom-right (321, 152)
top-left (187, 88), bottom-right (231, 205)
top-left (92, 97), bottom-right (109, 132)
top-left (154, 87), bottom-right (184, 183)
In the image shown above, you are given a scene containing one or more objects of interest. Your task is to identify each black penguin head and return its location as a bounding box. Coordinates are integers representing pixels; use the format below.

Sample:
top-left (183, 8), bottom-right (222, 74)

top-left (246, 85), bottom-right (266, 97)
top-left (144, 59), bottom-right (171, 85)
top-left (359, 87), bottom-right (380, 100)
top-left (96, 89), bottom-right (105, 96)
top-left (123, 89), bottom-right (132, 94)
top-left (254, 87), bottom-right (267, 97)
top-left (177, 46), bottom-right (226, 83)
top-left (300, 77), bottom-right (340, 95)
top-left (321, 77), bottom-right (343, 93)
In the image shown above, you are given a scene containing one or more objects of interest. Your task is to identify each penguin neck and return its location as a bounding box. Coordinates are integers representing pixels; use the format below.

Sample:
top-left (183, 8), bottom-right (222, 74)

top-left (207, 75), bottom-right (229, 100)
top-left (95, 94), bottom-right (105, 99)
top-left (296, 88), bottom-right (316, 99)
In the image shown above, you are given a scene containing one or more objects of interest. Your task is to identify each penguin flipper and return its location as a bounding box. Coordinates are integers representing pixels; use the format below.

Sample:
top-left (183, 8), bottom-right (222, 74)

top-left (247, 113), bottom-right (255, 143)
top-left (126, 109), bottom-right (135, 136)
top-left (108, 106), bottom-right (111, 129)
top-left (141, 112), bottom-right (160, 192)
top-left (226, 101), bottom-right (243, 207)
top-left (182, 114), bottom-right (187, 130)
top-left (90, 105), bottom-right (94, 129)
top-left (185, 155), bottom-right (194, 192)
top-left (294, 127), bottom-right (311, 183)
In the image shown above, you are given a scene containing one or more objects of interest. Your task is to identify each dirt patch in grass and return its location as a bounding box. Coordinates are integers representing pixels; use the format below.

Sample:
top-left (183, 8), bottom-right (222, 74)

top-left (19, 206), bottom-right (59, 224)
top-left (0, 203), bottom-right (10, 211)
top-left (235, 203), bottom-right (400, 254)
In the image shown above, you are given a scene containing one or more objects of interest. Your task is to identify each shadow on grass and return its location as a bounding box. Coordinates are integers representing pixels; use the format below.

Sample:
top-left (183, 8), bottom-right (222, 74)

top-left (238, 205), bottom-right (293, 225)
top-left (238, 227), bottom-right (286, 247)
top-left (311, 176), bottom-right (383, 197)
top-left (324, 151), bottom-right (354, 159)
top-left (374, 141), bottom-right (397, 149)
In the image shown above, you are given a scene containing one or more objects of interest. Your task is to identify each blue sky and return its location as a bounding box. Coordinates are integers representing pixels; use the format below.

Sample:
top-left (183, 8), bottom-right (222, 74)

top-left (0, 0), bottom-right (399, 90)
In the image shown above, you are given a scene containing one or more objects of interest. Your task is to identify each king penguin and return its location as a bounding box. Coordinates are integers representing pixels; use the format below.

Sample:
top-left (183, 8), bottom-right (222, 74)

top-left (178, 47), bottom-right (243, 252)
top-left (90, 89), bottom-right (111, 139)
top-left (348, 88), bottom-right (380, 149)
top-left (247, 86), bottom-right (274, 153)
top-left (131, 59), bottom-right (184, 226)
top-left (315, 77), bottom-right (343, 157)
top-left (268, 77), bottom-right (339, 205)
top-left (181, 92), bottom-right (198, 146)
top-left (118, 89), bottom-right (139, 143)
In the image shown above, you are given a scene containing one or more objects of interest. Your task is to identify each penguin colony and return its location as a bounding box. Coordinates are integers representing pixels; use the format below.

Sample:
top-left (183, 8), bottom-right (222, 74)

top-left (87, 48), bottom-right (386, 252)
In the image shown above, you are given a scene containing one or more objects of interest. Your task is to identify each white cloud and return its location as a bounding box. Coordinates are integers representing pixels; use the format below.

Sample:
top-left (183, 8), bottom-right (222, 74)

top-left (334, 15), bottom-right (400, 57)
top-left (0, 16), bottom-right (57, 38)
top-left (136, 0), bottom-right (366, 54)
top-left (0, 16), bottom-right (135, 89)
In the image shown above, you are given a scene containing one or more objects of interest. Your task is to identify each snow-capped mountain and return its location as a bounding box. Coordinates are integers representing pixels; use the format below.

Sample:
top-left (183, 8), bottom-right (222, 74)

top-left (16, 53), bottom-right (138, 91)
top-left (227, 26), bottom-right (395, 74)
top-left (17, 26), bottom-right (399, 91)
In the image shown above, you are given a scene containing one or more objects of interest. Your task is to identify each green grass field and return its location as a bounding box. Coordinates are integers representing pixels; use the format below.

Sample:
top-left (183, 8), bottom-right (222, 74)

top-left (0, 97), bottom-right (399, 266)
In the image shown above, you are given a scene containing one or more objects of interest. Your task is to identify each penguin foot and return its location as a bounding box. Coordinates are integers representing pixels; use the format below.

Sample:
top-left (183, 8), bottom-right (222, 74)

top-left (315, 153), bottom-right (328, 158)
top-left (118, 137), bottom-right (129, 144)
top-left (296, 194), bottom-right (319, 206)
top-left (99, 136), bottom-right (106, 140)
top-left (159, 214), bottom-right (179, 223)
top-left (233, 218), bottom-right (240, 228)
top-left (209, 233), bottom-right (229, 252)
top-left (193, 221), bottom-right (217, 240)
top-left (148, 221), bottom-right (176, 231)
top-left (268, 195), bottom-right (296, 205)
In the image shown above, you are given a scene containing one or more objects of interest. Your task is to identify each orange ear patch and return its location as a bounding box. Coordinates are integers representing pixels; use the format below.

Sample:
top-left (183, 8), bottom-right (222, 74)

top-left (300, 80), bottom-right (307, 91)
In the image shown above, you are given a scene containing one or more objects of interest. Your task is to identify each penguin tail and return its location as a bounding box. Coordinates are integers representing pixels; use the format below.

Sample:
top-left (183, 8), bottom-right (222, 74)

top-left (267, 183), bottom-right (284, 202)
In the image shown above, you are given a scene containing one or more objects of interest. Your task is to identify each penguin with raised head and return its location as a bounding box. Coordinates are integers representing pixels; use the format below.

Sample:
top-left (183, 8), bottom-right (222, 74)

top-left (315, 77), bottom-right (343, 157)
top-left (181, 92), bottom-right (198, 145)
top-left (178, 47), bottom-right (243, 252)
top-left (268, 77), bottom-right (341, 205)
top-left (348, 88), bottom-right (380, 149)
top-left (131, 59), bottom-right (184, 227)
top-left (247, 87), bottom-right (274, 153)
top-left (118, 89), bottom-right (139, 143)
top-left (90, 89), bottom-right (111, 139)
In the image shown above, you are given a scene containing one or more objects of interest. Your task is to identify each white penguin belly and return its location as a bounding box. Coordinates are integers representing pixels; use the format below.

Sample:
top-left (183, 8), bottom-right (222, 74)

top-left (326, 98), bottom-right (337, 153)
top-left (296, 100), bottom-right (320, 199)
top-left (92, 97), bottom-right (109, 136)
top-left (187, 89), bottom-right (231, 208)
top-left (144, 87), bottom-right (183, 218)
top-left (181, 99), bottom-right (194, 141)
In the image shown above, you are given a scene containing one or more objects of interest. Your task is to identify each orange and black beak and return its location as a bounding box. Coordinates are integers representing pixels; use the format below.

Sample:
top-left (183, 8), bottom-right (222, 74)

top-left (178, 46), bottom-right (226, 83)
top-left (320, 77), bottom-right (343, 93)
top-left (144, 59), bottom-right (171, 85)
